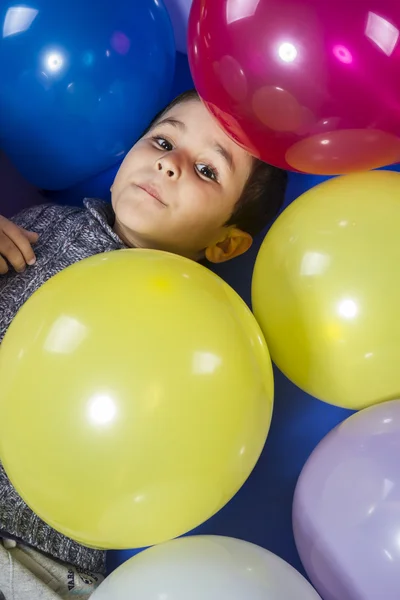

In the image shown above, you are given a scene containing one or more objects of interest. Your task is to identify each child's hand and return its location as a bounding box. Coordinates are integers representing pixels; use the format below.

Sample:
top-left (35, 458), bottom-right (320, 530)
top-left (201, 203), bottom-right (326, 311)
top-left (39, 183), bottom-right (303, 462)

top-left (0, 215), bottom-right (39, 274)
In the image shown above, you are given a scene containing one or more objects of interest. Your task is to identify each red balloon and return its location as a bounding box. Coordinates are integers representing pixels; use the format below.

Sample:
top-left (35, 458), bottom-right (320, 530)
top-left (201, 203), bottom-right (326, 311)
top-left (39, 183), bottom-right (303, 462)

top-left (188, 0), bottom-right (400, 174)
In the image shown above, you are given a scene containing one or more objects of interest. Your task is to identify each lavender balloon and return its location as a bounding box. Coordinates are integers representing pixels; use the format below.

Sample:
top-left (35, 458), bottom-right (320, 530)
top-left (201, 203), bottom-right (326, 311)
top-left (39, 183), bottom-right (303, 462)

top-left (293, 400), bottom-right (400, 600)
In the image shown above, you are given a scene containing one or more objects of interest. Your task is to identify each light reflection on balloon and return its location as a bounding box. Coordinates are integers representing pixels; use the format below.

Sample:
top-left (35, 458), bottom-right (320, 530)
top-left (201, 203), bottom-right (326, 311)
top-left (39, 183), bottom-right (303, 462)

top-left (226, 0), bottom-right (260, 25)
top-left (44, 51), bottom-right (65, 73)
top-left (366, 11), bottom-right (399, 56)
top-left (278, 42), bottom-right (297, 62)
top-left (88, 394), bottom-right (118, 426)
top-left (2, 6), bottom-right (38, 37)
top-left (333, 45), bottom-right (353, 64)
top-left (44, 316), bottom-right (88, 354)
top-left (337, 299), bottom-right (358, 320)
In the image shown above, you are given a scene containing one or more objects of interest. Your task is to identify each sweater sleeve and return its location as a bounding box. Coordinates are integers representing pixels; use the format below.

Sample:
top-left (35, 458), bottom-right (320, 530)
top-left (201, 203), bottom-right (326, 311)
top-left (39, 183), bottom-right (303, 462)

top-left (0, 204), bottom-right (70, 343)
top-left (0, 463), bottom-right (106, 574)
top-left (0, 203), bottom-right (108, 574)
top-left (10, 203), bottom-right (59, 234)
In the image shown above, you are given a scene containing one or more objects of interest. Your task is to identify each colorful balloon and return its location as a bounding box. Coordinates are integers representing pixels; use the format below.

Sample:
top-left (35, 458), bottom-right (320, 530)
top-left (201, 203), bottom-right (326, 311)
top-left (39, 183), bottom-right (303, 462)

top-left (252, 170), bottom-right (400, 409)
top-left (0, 250), bottom-right (273, 549)
top-left (47, 52), bottom-right (195, 206)
top-left (92, 536), bottom-right (321, 599)
top-left (163, 0), bottom-right (193, 54)
top-left (293, 400), bottom-right (400, 600)
top-left (0, 0), bottom-right (175, 190)
top-left (189, 0), bottom-right (400, 174)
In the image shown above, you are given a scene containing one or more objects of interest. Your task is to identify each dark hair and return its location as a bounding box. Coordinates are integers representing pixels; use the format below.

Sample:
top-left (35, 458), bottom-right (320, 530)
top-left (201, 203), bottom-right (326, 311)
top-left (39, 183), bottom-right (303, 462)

top-left (145, 89), bottom-right (287, 237)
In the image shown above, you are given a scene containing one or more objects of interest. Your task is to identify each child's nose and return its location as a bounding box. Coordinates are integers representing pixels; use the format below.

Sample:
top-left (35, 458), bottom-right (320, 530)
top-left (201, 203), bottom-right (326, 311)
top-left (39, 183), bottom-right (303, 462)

top-left (156, 154), bottom-right (182, 179)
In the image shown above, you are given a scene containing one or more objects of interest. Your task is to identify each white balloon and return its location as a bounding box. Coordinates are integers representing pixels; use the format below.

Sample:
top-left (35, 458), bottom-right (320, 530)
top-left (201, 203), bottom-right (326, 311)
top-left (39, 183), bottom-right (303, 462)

top-left (92, 536), bottom-right (321, 599)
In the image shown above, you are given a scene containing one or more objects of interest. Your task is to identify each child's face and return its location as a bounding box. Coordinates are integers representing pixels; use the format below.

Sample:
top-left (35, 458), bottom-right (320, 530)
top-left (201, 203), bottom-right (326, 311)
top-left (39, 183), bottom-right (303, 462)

top-left (111, 99), bottom-right (253, 260)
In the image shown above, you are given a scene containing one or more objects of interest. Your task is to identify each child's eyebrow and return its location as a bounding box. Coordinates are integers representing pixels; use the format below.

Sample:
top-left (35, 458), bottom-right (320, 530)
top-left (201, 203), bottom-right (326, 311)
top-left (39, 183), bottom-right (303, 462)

top-left (154, 117), bottom-right (186, 130)
top-left (213, 143), bottom-right (234, 172)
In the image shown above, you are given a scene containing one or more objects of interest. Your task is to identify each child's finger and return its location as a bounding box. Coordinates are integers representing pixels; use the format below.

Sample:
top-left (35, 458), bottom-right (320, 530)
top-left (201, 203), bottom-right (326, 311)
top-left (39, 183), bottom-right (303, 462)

top-left (0, 235), bottom-right (27, 272)
top-left (21, 228), bottom-right (39, 243)
top-left (0, 255), bottom-right (9, 275)
top-left (2, 223), bottom-right (37, 266)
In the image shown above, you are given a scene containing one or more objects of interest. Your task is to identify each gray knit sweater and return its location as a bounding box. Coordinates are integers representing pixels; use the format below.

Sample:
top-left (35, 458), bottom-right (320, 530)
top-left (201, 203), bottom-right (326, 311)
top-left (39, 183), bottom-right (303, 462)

top-left (0, 198), bottom-right (127, 574)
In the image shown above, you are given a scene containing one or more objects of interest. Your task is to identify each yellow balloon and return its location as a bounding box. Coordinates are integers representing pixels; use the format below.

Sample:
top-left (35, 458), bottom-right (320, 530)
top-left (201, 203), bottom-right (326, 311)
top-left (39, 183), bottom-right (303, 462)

top-left (252, 170), bottom-right (400, 410)
top-left (0, 250), bottom-right (273, 549)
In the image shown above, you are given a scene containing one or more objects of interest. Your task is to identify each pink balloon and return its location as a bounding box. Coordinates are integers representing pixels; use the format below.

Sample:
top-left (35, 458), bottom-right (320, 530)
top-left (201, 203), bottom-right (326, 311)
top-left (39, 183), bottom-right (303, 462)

top-left (188, 0), bottom-right (400, 174)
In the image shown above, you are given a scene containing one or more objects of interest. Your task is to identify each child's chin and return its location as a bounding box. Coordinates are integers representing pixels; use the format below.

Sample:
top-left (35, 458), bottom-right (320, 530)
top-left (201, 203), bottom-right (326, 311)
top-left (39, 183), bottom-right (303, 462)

top-left (120, 215), bottom-right (161, 239)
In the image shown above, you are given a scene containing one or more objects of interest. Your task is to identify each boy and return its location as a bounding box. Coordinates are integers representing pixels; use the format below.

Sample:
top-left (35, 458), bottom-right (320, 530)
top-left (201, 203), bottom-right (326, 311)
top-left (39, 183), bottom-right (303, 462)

top-left (0, 89), bottom-right (287, 599)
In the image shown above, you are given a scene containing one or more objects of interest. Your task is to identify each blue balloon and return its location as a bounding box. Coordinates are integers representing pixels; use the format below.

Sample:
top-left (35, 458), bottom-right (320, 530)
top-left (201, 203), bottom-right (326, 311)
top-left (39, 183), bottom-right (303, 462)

top-left (47, 51), bottom-right (194, 205)
top-left (0, 0), bottom-right (175, 190)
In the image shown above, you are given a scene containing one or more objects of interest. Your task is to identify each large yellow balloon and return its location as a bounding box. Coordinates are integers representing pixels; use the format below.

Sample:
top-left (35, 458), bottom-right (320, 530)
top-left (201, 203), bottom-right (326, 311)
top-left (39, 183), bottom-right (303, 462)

top-left (252, 170), bottom-right (400, 410)
top-left (0, 250), bottom-right (273, 549)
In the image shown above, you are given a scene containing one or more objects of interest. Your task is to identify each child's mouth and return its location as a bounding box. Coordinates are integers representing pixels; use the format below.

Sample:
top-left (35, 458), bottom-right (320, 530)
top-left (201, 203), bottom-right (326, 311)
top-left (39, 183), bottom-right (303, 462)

top-left (135, 183), bottom-right (167, 207)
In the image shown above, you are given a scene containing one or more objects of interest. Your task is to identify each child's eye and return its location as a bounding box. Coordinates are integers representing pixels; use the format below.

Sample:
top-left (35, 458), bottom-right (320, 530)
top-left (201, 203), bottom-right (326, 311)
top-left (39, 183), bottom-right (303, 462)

top-left (196, 163), bottom-right (218, 182)
top-left (153, 137), bottom-right (173, 151)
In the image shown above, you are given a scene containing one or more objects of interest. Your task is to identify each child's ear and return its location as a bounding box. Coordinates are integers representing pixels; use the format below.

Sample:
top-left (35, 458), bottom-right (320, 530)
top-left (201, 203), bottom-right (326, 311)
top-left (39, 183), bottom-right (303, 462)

top-left (205, 228), bottom-right (253, 263)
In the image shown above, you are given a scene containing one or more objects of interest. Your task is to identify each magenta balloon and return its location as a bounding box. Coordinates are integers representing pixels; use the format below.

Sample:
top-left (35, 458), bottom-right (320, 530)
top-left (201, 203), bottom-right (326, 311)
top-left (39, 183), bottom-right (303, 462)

top-left (293, 400), bottom-right (400, 600)
top-left (188, 0), bottom-right (400, 174)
